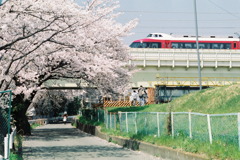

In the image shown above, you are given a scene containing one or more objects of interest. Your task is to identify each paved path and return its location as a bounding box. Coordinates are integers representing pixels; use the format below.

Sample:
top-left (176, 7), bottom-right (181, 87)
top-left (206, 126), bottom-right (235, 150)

top-left (23, 123), bottom-right (162, 160)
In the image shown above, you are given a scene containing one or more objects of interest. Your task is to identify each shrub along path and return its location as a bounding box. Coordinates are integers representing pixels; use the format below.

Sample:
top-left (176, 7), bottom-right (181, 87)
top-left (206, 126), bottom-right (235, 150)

top-left (23, 123), bottom-right (162, 160)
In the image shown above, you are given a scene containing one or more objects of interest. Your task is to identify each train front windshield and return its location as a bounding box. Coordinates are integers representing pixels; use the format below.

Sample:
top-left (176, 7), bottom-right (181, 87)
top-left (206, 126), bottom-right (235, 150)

top-left (130, 42), bottom-right (161, 48)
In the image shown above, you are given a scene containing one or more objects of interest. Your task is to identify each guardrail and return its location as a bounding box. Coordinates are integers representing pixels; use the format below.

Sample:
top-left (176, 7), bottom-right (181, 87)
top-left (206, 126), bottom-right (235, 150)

top-left (129, 48), bottom-right (240, 68)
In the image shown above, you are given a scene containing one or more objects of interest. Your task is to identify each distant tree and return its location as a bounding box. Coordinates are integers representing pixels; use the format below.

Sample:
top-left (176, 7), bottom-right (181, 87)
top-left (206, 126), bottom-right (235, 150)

top-left (33, 90), bottom-right (67, 117)
top-left (0, 0), bottom-right (137, 135)
top-left (66, 97), bottom-right (80, 116)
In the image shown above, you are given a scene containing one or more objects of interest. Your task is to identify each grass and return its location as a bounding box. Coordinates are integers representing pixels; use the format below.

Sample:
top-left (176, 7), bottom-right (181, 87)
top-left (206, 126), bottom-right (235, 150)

top-left (107, 84), bottom-right (240, 114)
top-left (78, 117), bottom-right (240, 160)
top-left (10, 153), bottom-right (23, 160)
top-left (89, 84), bottom-right (240, 159)
top-left (9, 134), bottom-right (23, 160)
top-left (78, 116), bottom-right (103, 126)
top-left (30, 123), bottom-right (41, 130)
top-left (10, 123), bottom-right (42, 160)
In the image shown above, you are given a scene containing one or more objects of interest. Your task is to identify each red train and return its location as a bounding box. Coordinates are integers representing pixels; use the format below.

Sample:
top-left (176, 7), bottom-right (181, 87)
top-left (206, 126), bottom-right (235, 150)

top-left (130, 33), bottom-right (240, 49)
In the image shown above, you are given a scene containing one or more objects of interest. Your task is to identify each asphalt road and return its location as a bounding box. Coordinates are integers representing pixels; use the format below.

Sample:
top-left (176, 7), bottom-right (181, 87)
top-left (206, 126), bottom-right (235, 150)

top-left (23, 123), bottom-right (163, 160)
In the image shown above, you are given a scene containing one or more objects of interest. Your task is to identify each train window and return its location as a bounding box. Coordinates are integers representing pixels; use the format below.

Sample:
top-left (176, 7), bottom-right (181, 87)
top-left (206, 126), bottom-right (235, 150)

top-left (171, 42), bottom-right (231, 49)
top-left (171, 43), bottom-right (178, 48)
top-left (225, 43), bottom-right (231, 49)
top-left (204, 43), bottom-right (211, 49)
top-left (147, 34), bottom-right (153, 37)
top-left (151, 43), bottom-right (161, 48)
top-left (212, 43), bottom-right (220, 49)
top-left (130, 42), bottom-right (161, 48)
top-left (234, 43), bottom-right (237, 48)
top-left (185, 43), bottom-right (193, 48)
top-left (130, 42), bottom-right (140, 48)
top-left (219, 44), bottom-right (224, 49)
top-left (198, 43), bottom-right (205, 49)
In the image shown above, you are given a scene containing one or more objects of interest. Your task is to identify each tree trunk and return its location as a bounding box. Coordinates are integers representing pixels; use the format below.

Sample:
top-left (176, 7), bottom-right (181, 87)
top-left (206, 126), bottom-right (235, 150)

top-left (12, 94), bottom-right (31, 135)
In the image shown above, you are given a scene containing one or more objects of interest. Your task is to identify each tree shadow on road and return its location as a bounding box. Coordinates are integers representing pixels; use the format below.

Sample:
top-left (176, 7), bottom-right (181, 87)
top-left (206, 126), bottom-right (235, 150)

top-left (24, 145), bottom-right (139, 159)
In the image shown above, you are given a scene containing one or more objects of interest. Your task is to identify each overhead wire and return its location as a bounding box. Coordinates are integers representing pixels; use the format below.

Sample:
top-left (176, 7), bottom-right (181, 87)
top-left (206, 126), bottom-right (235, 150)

top-left (117, 10), bottom-right (240, 15)
top-left (117, 18), bottom-right (240, 22)
top-left (207, 0), bottom-right (240, 19)
top-left (117, 1), bottom-right (240, 37)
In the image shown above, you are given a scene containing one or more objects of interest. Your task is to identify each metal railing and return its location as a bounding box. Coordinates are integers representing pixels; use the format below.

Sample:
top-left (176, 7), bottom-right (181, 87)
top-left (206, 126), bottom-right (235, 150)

top-left (100, 110), bottom-right (240, 150)
top-left (129, 48), bottom-right (240, 68)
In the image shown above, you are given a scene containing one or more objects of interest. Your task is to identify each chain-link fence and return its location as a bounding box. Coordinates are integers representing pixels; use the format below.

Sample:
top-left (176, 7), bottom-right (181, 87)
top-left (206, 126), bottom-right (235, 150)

top-left (0, 108), bottom-right (8, 157)
top-left (101, 111), bottom-right (240, 150)
top-left (0, 90), bottom-right (12, 160)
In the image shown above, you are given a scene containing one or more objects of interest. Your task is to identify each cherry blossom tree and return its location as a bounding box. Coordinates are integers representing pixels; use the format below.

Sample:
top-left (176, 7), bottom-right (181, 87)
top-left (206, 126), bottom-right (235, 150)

top-left (0, 0), bottom-right (137, 135)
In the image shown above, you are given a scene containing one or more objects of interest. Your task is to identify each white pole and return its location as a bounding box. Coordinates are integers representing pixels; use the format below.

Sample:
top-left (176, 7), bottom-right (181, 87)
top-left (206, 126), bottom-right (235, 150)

top-left (119, 112), bottom-right (122, 131)
top-left (4, 136), bottom-right (8, 159)
top-left (114, 114), bottom-right (117, 130)
top-left (238, 113), bottom-right (240, 151)
top-left (126, 112), bottom-right (129, 133)
top-left (103, 110), bottom-right (105, 125)
top-left (157, 112), bottom-right (160, 137)
top-left (98, 110), bottom-right (99, 122)
top-left (189, 112), bottom-right (192, 139)
top-left (145, 113), bottom-right (147, 134)
top-left (10, 132), bottom-right (13, 149)
top-left (194, 0), bottom-right (202, 90)
top-left (207, 114), bottom-right (213, 144)
top-left (106, 111), bottom-right (109, 129)
top-left (135, 112), bottom-right (138, 134)
top-left (171, 112), bottom-right (174, 138)
top-left (110, 112), bottom-right (112, 129)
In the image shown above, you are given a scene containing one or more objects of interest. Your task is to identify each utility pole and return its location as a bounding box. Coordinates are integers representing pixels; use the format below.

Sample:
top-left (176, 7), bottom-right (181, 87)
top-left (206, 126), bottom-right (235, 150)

top-left (194, 0), bottom-right (202, 90)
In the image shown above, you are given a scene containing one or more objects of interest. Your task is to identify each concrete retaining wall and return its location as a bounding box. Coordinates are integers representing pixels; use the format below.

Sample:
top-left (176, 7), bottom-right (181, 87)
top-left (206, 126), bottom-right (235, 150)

top-left (75, 121), bottom-right (207, 160)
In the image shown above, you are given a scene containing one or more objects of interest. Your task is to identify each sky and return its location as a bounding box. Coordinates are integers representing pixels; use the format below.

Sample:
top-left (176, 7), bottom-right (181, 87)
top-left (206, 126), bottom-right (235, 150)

top-left (77, 0), bottom-right (240, 45)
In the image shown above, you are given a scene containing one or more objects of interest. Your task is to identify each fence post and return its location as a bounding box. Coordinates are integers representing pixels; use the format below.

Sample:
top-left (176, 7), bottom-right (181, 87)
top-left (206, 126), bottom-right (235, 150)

top-left (119, 112), bottom-right (122, 131)
top-left (104, 110), bottom-right (106, 127)
top-left (110, 112), bottom-right (112, 129)
top-left (135, 112), bottom-right (138, 134)
top-left (207, 114), bottom-right (213, 144)
top-left (171, 112), bottom-right (174, 138)
top-left (106, 111), bottom-right (109, 129)
top-left (10, 131), bottom-right (14, 149)
top-left (145, 113), bottom-right (147, 135)
top-left (189, 112), bottom-right (192, 139)
top-left (98, 110), bottom-right (99, 122)
top-left (4, 136), bottom-right (8, 159)
top-left (126, 112), bottom-right (129, 133)
top-left (157, 112), bottom-right (160, 137)
top-left (238, 113), bottom-right (240, 151)
top-left (114, 114), bottom-right (117, 130)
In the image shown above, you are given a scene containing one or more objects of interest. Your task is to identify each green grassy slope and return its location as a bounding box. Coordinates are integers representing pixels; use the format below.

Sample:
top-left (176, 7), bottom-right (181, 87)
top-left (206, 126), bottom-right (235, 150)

top-left (108, 84), bottom-right (240, 114)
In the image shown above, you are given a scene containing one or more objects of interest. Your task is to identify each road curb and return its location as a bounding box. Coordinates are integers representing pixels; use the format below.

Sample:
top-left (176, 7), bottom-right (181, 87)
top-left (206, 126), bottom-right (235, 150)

top-left (76, 122), bottom-right (207, 160)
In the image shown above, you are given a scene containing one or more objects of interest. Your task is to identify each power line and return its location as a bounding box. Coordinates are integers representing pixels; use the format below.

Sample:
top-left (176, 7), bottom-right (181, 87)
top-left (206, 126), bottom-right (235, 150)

top-left (136, 26), bottom-right (240, 29)
top-left (117, 10), bottom-right (240, 15)
top-left (207, 0), bottom-right (240, 19)
top-left (118, 18), bottom-right (240, 22)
